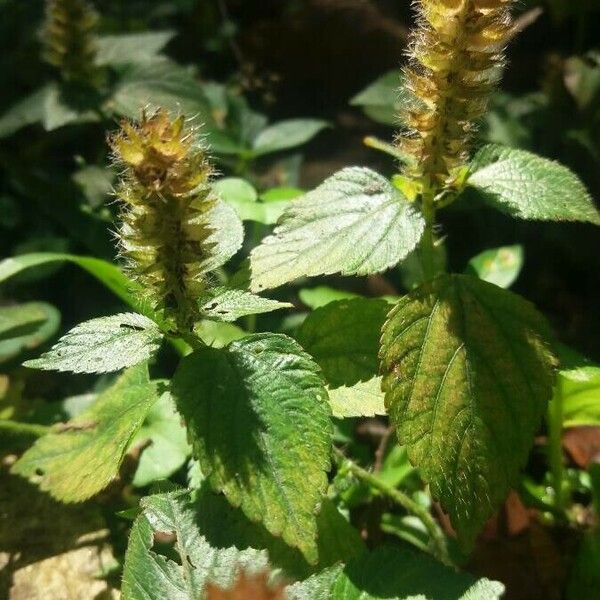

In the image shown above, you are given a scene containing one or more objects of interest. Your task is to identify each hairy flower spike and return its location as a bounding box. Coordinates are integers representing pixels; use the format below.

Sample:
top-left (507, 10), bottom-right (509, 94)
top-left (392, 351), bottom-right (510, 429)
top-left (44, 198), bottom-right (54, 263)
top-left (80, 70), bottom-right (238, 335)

top-left (41, 0), bottom-right (99, 84)
top-left (399, 0), bottom-right (515, 187)
top-left (110, 109), bottom-right (215, 331)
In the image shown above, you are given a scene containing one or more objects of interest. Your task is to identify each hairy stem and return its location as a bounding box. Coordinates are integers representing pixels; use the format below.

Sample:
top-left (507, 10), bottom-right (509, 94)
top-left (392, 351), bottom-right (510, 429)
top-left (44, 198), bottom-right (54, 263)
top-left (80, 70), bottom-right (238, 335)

top-left (333, 447), bottom-right (451, 565)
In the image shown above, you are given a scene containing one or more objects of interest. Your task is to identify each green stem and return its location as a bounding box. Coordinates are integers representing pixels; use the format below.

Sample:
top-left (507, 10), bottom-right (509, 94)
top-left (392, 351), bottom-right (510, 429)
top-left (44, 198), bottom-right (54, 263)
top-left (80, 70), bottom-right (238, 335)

top-left (333, 447), bottom-right (451, 565)
top-left (547, 378), bottom-right (568, 514)
top-left (0, 419), bottom-right (51, 438)
top-left (419, 188), bottom-right (437, 282)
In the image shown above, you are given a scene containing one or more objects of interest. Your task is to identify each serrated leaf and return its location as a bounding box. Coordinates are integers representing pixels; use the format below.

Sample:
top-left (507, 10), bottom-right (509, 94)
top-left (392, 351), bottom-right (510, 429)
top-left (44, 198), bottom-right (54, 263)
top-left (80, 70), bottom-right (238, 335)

top-left (288, 545), bottom-right (504, 600)
top-left (250, 167), bottom-right (425, 291)
top-left (251, 119), bottom-right (329, 156)
top-left (12, 365), bottom-right (159, 502)
top-left (95, 31), bottom-right (175, 65)
top-left (380, 274), bottom-right (556, 548)
top-left (466, 245), bottom-right (524, 289)
top-left (122, 489), bottom-right (272, 600)
top-left (0, 302), bottom-right (60, 363)
top-left (24, 313), bottom-right (162, 374)
top-left (199, 288), bottom-right (291, 323)
top-left (122, 488), bottom-right (365, 600)
top-left (468, 145), bottom-right (600, 224)
top-left (199, 198), bottom-right (244, 273)
top-left (172, 333), bottom-right (333, 562)
top-left (297, 298), bottom-right (389, 387)
top-left (131, 392), bottom-right (190, 488)
top-left (327, 377), bottom-right (386, 419)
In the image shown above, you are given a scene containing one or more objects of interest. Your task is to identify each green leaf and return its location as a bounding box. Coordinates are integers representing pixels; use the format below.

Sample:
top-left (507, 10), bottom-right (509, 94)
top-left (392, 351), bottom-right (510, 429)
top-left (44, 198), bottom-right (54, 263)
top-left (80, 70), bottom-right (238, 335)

top-left (288, 545), bottom-right (504, 600)
top-left (0, 252), bottom-right (143, 313)
top-left (466, 245), bottom-right (524, 289)
top-left (0, 85), bottom-right (48, 138)
top-left (24, 313), bottom-right (162, 374)
top-left (109, 59), bottom-right (211, 119)
top-left (122, 489), bottom-right (272, 600)
top-left (298, 286), bottom-right (361, 310)
top-left (199, 287), bottom-right (291, 323)
top-left (213, 177), bottom-right (258, 220)
top-left (328, 377), bottom-right (386, 419)
top-left (250, 167), bottom-right (425, 291)
top-left (195, 320), bottom-right (247, 348)
top-left (350, 71), bottom-right (408, 126)
top-left (297, 298), bottom-right (389, 387)
top-left (297, 299), bottom-right (389, 419)
top-left (0, 302), bottom-right (60, 363)
top-left (468, 145), bottom-right (600, 224)
top-left (214, 179), bottom-right (297, 225)
top-left (131, 392), bottom-right (190, 488)
top-left (122, 488), bottom-right (365, 599)
top-left (95, 31), bottom-right (175, 65)
top-left (252, 119), bottom-right (329, 156)
top-left (199, 198), bottom-right (244, 273)
top-left (12, 365), bottom-right (160, 502)
top-left (380, 274), bottom-right (556, 548)
top-left (172, 333), bottom-right (333, 562)
top-left (559, 354), bottom-right (600, 427)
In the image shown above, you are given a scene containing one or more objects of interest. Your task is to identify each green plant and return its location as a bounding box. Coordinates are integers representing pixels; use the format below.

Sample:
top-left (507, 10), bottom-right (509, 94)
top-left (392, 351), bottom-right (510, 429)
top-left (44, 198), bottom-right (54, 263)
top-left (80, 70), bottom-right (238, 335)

top-left (2, 0), bottom-right (600, 598)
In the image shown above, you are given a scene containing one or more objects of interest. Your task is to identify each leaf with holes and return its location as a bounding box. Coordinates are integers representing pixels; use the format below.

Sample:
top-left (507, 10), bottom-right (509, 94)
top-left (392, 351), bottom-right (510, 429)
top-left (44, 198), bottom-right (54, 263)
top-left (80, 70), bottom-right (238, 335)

top-left (380, 274), bottom-right (556, 548)
top-left (172, 333), bottom-right (332, 562)
top-left (250, 167), bottom-right (425, 291)
top-left (12, 365), bottom-right (160, 502)
top-left (468, 145), bottom-right (600, 224)
top-left (199, 288), bottom-right (291, 323)
top-left (24, 313), bottom-right (162, 374)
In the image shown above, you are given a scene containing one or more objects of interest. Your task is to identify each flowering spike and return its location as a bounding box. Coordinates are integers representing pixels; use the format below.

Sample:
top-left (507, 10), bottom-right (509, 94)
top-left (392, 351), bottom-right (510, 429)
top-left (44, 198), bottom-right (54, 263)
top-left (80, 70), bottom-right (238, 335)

top-left (109, 109), bottom-right (215, 332)
top-left (398, 0), bottom-right (515, 187)
top-left (41, 0), bottom-right (100, 84)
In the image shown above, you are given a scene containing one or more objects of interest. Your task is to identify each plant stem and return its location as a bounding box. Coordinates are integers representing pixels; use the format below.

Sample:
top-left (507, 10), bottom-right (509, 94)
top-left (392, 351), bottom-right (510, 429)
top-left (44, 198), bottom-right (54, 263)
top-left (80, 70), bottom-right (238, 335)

top-left (547, 378), bottom-right (568, 514)
top-left (333, 447), bottom-right (451, 565)
top-left (0, 419), bottom-right (51, 438)
top-left (419, 188), bottom-right (437, 281)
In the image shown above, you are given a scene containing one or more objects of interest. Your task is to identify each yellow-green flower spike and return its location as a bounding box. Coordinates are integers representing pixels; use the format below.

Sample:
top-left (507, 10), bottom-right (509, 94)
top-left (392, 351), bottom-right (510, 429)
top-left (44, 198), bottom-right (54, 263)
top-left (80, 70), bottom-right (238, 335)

top-left (398, 0), bottom-right (515, 188)
top-left (109, 109), bottom-right (216, 332)
top-left (41, 0), bottom-right (100, 84)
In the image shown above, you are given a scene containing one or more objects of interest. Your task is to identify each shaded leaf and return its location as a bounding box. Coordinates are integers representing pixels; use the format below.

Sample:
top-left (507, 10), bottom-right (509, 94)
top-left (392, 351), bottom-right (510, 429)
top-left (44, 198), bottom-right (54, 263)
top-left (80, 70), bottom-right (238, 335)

top-left (24, 313), bottom-right (162, 374)
top-left (12, 365), bottom-right (160, 502)
top-left (350, 71), bottom-right (408, 126)
top-left (252, 119), bottom-right (329, 156)
top-left (172, 334), bottom-right (332, 562)
top-left (297, 298), bottom-right (389, 387)
top-left (96, 31), bottom-right (175, 65)
top-left (288, 545), bottom-right (504, 600)
top-left (380, 274), bottom-right (556, 547)
top-left (250, 168), bottom-right (425, 291)
top-left (0, 302), bottom-right (60, 363)
top-left (0, 252), bottom-right (143, 314)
